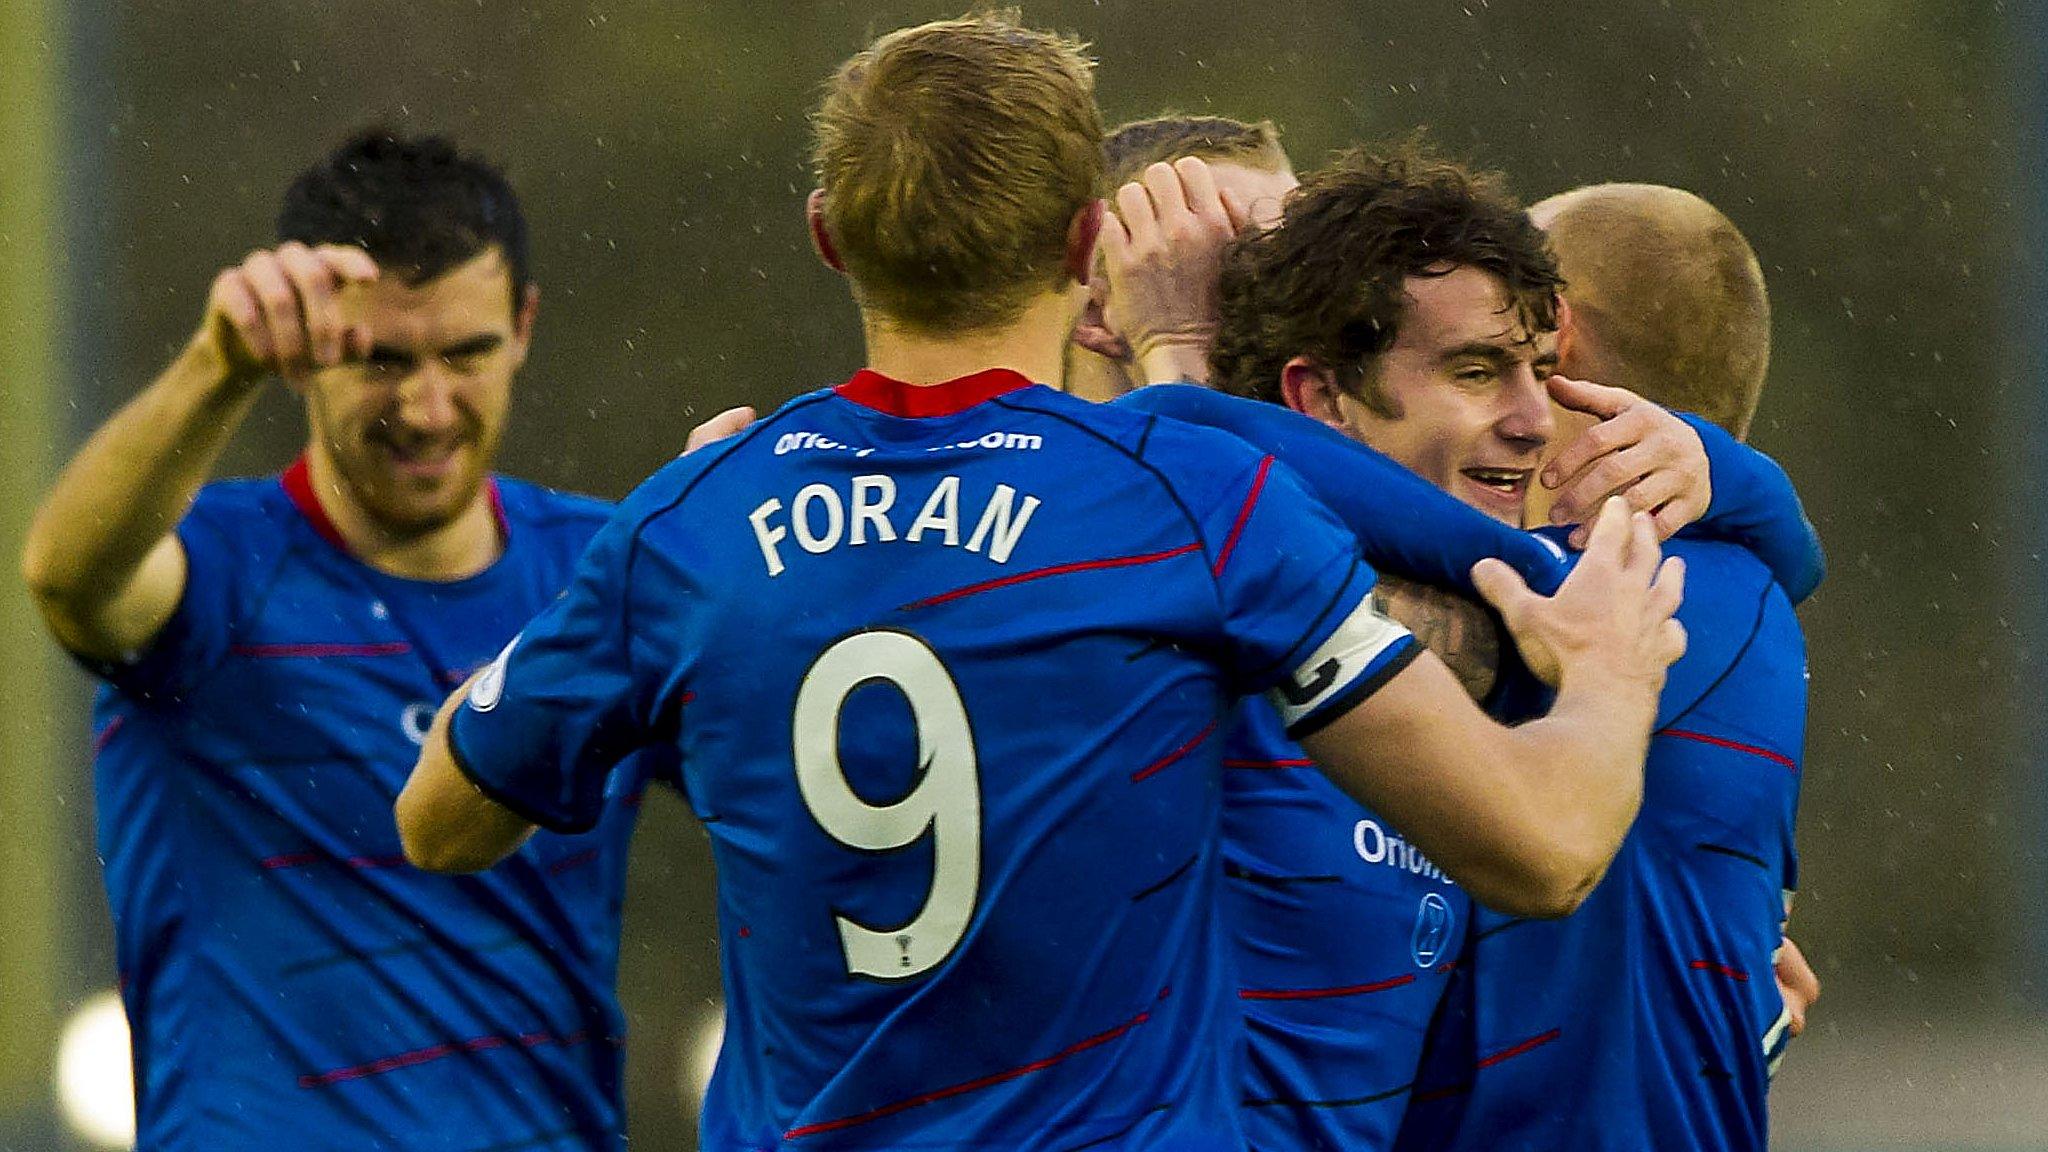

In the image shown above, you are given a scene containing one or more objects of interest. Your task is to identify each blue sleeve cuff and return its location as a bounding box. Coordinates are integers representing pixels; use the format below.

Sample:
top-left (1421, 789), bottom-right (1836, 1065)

top-left (1681, 414), bottom-right (1826, 602)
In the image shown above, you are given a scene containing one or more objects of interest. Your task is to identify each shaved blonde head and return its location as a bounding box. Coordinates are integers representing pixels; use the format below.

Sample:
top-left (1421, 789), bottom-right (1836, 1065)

top-left (1531, 183), bottom-right (1770, 438)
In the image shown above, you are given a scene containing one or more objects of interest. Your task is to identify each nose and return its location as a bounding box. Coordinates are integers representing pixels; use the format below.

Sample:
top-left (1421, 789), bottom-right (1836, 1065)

top-left (1496, 362), bottom-right (1555, 451)
top-left (397, 364), bottom-right (460, 435)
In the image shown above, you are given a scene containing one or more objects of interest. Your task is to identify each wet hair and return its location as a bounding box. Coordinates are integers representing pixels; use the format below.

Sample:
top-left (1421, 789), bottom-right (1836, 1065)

top-left (811, 10), bottom-right (1103, 333)
top-left (1534, 184), bottom-right (1771, 438)
top-left (277, 128), bottom-right (530, 312)
top-left (1212, 141), bottom-right (1562, 413)
top-left (1103, 114), bottom-right (1289, 188)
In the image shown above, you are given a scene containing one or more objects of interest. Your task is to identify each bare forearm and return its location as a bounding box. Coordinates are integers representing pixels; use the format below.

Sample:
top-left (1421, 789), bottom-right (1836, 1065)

top-left (397, 685), bottom-right (536, 873)
top-left (23, 338), bottom-right (259, 607)
top-left (1489, 668), bottom-right (1659, 900)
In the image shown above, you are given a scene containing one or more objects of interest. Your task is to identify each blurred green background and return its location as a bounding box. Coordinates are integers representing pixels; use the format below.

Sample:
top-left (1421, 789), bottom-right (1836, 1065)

top-left (1, 1), bottom-right (2038, 1148)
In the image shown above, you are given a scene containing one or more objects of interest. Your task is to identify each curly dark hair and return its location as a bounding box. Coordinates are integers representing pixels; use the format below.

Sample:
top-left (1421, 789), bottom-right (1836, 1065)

top-left (1211, 142), bottom-right (1562, 412)
top-left (277, 128), bottom-right (530, 313)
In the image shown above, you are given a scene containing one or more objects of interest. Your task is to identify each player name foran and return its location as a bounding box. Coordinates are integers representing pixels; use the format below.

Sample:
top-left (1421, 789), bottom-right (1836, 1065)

top-left (748, 473), bottom-right (1042, 577)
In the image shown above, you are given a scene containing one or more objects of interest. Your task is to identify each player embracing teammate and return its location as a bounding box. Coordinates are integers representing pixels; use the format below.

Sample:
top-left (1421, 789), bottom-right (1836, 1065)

top-left (24, 11), bottom-right (1819, 1152)
top-left (399, 11), bottom-right (1698, 1151)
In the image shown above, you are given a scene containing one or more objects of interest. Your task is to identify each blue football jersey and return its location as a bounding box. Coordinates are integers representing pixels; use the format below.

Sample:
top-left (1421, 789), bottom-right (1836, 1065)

top-left (89, 461), bottom-right (649, 1151)
top-left (1396, 539), bottom-right (1807, 1152)
top-left (448, 369), bottom-right (1420, 1151)
top-left (1221, 699), bottom-right (1467, 1152)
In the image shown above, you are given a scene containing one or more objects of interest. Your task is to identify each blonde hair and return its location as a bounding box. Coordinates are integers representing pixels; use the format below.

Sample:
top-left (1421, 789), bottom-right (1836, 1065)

top-left (811, 11), bottom-right (1104, 333)
top-left (1534, 184), bottom-right (1771, 437)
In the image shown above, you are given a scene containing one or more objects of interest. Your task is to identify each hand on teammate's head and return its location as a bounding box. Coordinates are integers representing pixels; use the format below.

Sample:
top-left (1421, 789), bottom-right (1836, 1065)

top-left (1541, 376), bottom-right (1712, 546)
top-left (1097, 157), bottom-right (1242, 386)
top-left (201, 243), bottom-right (378, 384)
top-left (1472, 496), bottom-right (1686, 690)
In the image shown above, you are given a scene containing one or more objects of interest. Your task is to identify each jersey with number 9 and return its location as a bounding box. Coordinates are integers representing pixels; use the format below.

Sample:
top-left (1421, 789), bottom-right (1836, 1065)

top-left (447, 371), bottom-right (1416, 1151)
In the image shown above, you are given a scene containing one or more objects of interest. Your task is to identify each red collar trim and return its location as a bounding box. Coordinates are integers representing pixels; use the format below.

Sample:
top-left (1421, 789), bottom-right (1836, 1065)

top-left (834, 368), bottom-right (1037, 417)
top-left (280, 455), bottom-right (507, 557)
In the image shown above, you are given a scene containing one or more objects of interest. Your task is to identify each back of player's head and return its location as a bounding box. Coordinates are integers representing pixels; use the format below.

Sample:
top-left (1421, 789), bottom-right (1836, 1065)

top-left (1104, 114), bottom-right (1289, 187)
top-left (278, 128), bottom-right (530, 312)
top-left (1212, 140), bottom-right (1561, 412)
top-left (1530, 183), bottom-right (1771, 439)
top-left (811, 10), bottom-right (1104, 334)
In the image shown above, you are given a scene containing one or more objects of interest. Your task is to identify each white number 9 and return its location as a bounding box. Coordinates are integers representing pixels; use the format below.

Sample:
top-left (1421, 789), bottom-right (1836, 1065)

top-left (793, 630), bottom-right (981, 980)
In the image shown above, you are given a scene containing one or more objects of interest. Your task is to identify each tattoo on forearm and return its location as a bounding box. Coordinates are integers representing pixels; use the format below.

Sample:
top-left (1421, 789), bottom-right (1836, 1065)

top-left (1373, 576), bottom-right (1501, 702)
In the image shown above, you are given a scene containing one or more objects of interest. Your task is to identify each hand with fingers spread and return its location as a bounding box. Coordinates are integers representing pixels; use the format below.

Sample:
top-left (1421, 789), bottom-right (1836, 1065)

top-left (199, 241), bottom-right (380, 384)
top-left (1542, 376), bottom-right (1711, 547)
top-left (1098, 156), bottom-right (1256, 387)
top-left (1473, 496), bottom-right (1689, 692)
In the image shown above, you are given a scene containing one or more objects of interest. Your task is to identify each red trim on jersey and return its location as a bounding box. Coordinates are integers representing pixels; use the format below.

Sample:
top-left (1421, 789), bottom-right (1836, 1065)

top-left (232, 642), bottom-right (415, 659)
top-left (1131, 718), bottom-right (1219, 783)
top-left (1690, 959), bottom-right (1750, 983)
top-left (1659, 728), bottom-right (1797, 771)
top-left (900, 542), bottom-right (1201, 611)
top-left (296, 1029), bottom-right (600, 1088)
top-left (1212, 455), bottom-right (1275, 576)
top-left (834, 368), bottom-right (1037, 417)
top-left (1240, 973), bottom-right (1416, 1001)
top-left (782, 1002), bottom-right (1155, 1140)
top-left (1475, 1028), bottom-right (1561, 1070)
top-left (280, 455), bottom-right (508, 557)
top-left (92, 716), bottom-right (126, 754)
top-left (547, 848), bottom-right (601, 877)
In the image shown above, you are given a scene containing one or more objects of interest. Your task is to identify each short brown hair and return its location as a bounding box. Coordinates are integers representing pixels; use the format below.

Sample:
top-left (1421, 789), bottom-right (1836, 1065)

top-left (1103, 114), bottom-right (1289, 188)
top-left (1212, 142), bottom-right (1562, 412)
top-left (1532, 184), bottom-right (1771, 438)
top-left (811, 11), bottom-right (1104, 333)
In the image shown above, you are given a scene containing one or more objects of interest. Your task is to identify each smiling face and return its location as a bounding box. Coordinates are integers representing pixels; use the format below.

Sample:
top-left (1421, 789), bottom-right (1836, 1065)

top-left (301, 247), bottom-right (530, 538)
top-left (1336, 265), bottom-right (1559, 523)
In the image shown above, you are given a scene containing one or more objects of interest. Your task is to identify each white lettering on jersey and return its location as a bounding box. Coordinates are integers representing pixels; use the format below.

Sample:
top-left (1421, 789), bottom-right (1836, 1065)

top-left (964, 484), bottom-right (1040, 563)
top-left (1268, 594), bottom-right (1411, 729)
top-left (774, 430), bottom-right (875, 458)
top-left (905, 476), bottom-right (961, 547)
top-left (924, 431), bottom-right (1044, 453)
top-left (749, 498), bottom-right (788, 576)
top-left (1353, 818), bottom-right (1455, 885)
top-left (793, 483), bottom-right (845, 554)
top-left (747, 473), bottom-right (1042, 576)
top-left (850, 475), bottom-right (898, 545)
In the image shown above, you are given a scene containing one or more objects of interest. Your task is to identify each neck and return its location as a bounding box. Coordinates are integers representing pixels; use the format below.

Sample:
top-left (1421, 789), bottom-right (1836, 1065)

top-left (305, 446), bottom-right (503, 581)
top-left (1062, 348), bottom-right (1138, 403)
top-left (863, 291), bottom-right (1080, 388)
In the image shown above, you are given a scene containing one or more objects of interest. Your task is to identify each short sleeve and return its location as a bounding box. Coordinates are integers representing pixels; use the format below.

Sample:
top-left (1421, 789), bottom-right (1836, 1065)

top-left (446, 514), bottom-right (671, 833)
top-left (81, 499), bottom-right (246, 701)
top-left (1196, 449), bottom-right (1419, 740)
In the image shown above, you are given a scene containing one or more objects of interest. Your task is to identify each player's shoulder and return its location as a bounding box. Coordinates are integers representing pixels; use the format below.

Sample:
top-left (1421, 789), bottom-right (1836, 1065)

top-left (1012, 385), bottom-right (1271, 466)
top-left (492, 475), bottom-right (615, 541)
top-left (184, 475), bottom-right (299, 546)
top-left (1663, 538), bottom-right (1781, 617)
top-left (604, 389), bottom-right (841, 535)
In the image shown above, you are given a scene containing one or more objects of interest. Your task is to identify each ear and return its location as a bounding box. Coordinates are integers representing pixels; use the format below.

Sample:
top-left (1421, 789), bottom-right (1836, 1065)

top-left (1553, 292), bottom-right (1576, 365)
top-left (1069, 279), bottom-right (1130, 361)
top-left (807, 189), bottom-right (845, 273)
top-left (1064, 200), bottom-right (1104, 285)
top-left (1280, 356), bottom-right (1347, 429)
top-left (510, 283), bottom-right (540, 367)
